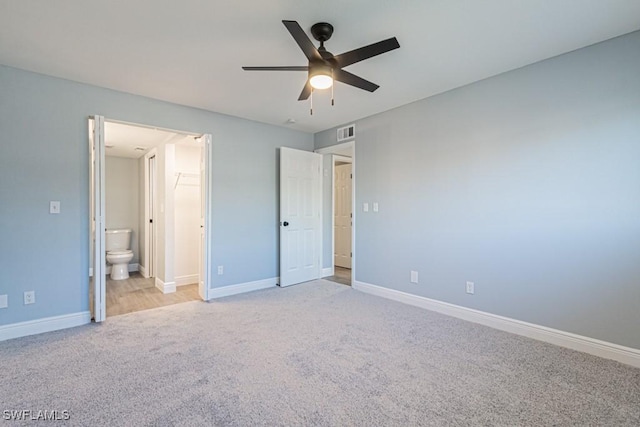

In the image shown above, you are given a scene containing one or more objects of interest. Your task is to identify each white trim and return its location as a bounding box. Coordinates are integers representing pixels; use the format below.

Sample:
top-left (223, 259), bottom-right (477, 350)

top-left (143, 148), bottom-right (158, 280)
top-left (198, 134), bottom-right (213, 301)
top-left (139, 264), bottom-right (147, 278)
top-left (90, 115), bottom-right (106, 323)
top-left (176, 274), bottom-right (199, 286)
top-left (322, 267), bottom-right (334, 278)
top-left (314, 140), bottom-right (354, 155)
top-left (0, 311), bottom-right (91, 342)
top-left (210, 277), bottom-right (278, 299)
top-left (155, 278), bottom-right (176, 294)
top-left (353, 281), bottom-right (640, 368)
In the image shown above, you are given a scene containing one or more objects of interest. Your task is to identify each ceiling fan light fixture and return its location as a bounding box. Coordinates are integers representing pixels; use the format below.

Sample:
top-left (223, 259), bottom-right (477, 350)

top-left (309, 65), bottom-right (333, 90)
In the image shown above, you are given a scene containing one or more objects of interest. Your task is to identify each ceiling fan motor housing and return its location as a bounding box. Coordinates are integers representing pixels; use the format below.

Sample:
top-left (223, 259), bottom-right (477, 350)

top-left (310, 22), bottom-right (334, 42)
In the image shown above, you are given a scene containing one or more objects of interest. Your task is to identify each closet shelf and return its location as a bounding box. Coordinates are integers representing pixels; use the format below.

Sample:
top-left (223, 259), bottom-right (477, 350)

top-left (174, 172), bottom-right (200, 189)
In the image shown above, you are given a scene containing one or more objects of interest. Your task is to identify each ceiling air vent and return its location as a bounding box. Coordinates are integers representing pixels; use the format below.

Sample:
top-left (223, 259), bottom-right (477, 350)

top-left (337, 124), bottom-right (355, 142)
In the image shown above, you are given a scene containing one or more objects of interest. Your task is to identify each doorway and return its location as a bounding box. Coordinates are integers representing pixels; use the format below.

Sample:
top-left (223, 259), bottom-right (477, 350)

top-left (332, 156), bottom-right (352, 285)
top-left (89, 117), bottom-right (212, 321)
top-left (315, 141), bottom-right (355, 287)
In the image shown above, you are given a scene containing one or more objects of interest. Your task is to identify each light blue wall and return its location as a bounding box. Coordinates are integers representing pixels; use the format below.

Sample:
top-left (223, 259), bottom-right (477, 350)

top-left (0, 65), bottom-right (313, 325)
top-left (315, 31), bottom-right (640, 349)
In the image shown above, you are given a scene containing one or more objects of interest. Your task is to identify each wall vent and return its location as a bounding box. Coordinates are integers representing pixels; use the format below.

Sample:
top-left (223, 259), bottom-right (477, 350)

top-left (337, 124), bottom-right (355, 142)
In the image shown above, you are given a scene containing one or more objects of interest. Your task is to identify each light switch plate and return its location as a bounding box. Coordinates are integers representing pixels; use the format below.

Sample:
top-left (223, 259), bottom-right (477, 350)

top-left (0, 294), bottom-right (7, 309)
top-left (410, 271), bottom-right (418, 284)
top-left (363, 203), bottom-right (369, 212)
top-left (373, 202), bottom-right (379, 212)
top-left (50, 201), bottom-right (61, 214)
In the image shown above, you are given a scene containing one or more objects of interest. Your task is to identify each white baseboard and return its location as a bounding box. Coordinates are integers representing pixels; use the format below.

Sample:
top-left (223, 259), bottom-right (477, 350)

top-left (176, 274), bottom-right (199, 287)
top-left (139, 264), bottom-right (148, 278)
top-left (322, 267), bottom-right (334, 278)
top-left (353, 281), bottom-right (640, 368)
top-left (210, 277), bottom-right (278, 299)
top-left (0, 311), bottom-right (91, 342)
top-left (155, 278), bottom-right (176, 294)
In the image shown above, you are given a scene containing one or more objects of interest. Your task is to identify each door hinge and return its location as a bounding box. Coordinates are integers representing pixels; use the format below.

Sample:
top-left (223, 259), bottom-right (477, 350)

top-left (350, 173), bottom-right (353, 179)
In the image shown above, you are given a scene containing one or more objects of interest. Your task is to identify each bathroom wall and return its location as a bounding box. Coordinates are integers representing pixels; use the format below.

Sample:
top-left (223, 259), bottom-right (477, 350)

top-left (156, 142), bottom-right (175, 287)
top-left (174, 144), bottom-right (201, 285)
top-left (105, 156), bottom-right (140, 265)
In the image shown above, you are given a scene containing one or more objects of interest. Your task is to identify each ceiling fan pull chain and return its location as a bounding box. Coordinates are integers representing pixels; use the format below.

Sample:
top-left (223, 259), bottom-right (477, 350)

top-left (331, 70), bottom-right (335, 106)
top-left (310, 88), bottom-right (313, 115)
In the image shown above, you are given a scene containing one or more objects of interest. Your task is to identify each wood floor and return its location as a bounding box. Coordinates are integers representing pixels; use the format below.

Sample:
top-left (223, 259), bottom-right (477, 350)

top-left (106, 267), bottom-right (348, 317)
top-left (325, 266), bottom-right (351, 286)
top-left (106, 273), bottom-right (201, 317)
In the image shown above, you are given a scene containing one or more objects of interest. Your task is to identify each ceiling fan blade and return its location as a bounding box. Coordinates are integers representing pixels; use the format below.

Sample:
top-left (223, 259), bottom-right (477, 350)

top-left (242, 66), bottom-right (309, 71)
top-left (333, 37), bottom-right (400, 68)
top-left (298, 81), bottom-right (312, 101)
top-left (282, 20), bottom-right (323, 62)
top-left (334, 69), bottom-right (379, 92)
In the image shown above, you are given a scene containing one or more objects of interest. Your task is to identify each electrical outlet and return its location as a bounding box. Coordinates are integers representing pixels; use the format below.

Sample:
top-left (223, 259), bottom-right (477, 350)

top-left (0, 294), bottom-right (7, 309)
top-left (466, 281), bottom-right (475, 295)
top-left (410, 271), bottom-right (419, 284)
top-left (24, 291), bottom-right (35, 305)
top-left (217, 265), bottom-right (224, 275)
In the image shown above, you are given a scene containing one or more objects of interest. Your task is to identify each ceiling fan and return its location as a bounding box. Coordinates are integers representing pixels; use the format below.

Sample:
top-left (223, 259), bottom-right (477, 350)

top-left (242, 20), bottom-right (400, 113)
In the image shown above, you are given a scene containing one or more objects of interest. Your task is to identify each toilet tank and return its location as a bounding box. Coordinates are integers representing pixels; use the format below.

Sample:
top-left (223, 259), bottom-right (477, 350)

top-left (105, 229), bottom-right (132, 251)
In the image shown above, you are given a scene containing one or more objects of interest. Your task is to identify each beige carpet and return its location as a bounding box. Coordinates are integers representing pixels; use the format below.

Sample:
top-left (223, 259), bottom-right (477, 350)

top-left (1, 280), bottom-right (639, 425)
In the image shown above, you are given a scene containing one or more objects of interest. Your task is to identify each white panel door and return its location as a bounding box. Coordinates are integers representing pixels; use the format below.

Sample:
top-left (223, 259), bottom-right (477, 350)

top-left (334, 163), bottom-right (352, 269)
top-left (90, 116), bottom-right (106, 322)
top-left (280, 147), bottom-right (322, 287)
top-left (198, 134), bottom-right (212, 300)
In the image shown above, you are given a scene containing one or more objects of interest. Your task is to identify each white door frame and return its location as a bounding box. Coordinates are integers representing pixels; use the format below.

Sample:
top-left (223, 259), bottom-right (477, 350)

top-left (90, 117), bottom-right (213, 319)
top-left (199, 134), bottom-right (212, 301)
top-left (89, 115), bottom-right (106, 322)
top-left (143, 148), bottom-right (157, 279)
top-left (314, 141), bottom-right (355, 285)
top-left (332, 155), bottom-right (353, 269)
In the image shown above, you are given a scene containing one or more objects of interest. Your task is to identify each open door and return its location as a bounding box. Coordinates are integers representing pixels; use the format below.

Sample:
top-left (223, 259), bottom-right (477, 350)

top-left (334, 160), bottom-right (352, 269)
top-left (198, 134), bottom-right (212, 300)
top-left (279, 147), bottom-right (322, 287)
top-left (89, 116), bottom-right (106, 322)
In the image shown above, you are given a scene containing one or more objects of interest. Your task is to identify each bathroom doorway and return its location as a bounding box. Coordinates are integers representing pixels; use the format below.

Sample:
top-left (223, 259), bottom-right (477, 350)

top-left (89, 116), bottom-right (212, 321)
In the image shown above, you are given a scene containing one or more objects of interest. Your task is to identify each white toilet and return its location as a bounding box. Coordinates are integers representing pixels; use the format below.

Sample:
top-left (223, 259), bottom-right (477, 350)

top-left (105, 229), bottom-right (134, 280)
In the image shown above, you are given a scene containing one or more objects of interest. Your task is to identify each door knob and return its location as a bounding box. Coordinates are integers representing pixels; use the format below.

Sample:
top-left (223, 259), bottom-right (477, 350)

top-left (283, 221), bottom-right (289, 227)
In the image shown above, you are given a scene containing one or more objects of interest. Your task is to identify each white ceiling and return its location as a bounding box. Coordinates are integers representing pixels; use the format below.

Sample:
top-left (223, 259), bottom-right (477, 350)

top-left (2, 1), bottom-right (639, 134)
top-left (104, 121), bottom-right (197, 159)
